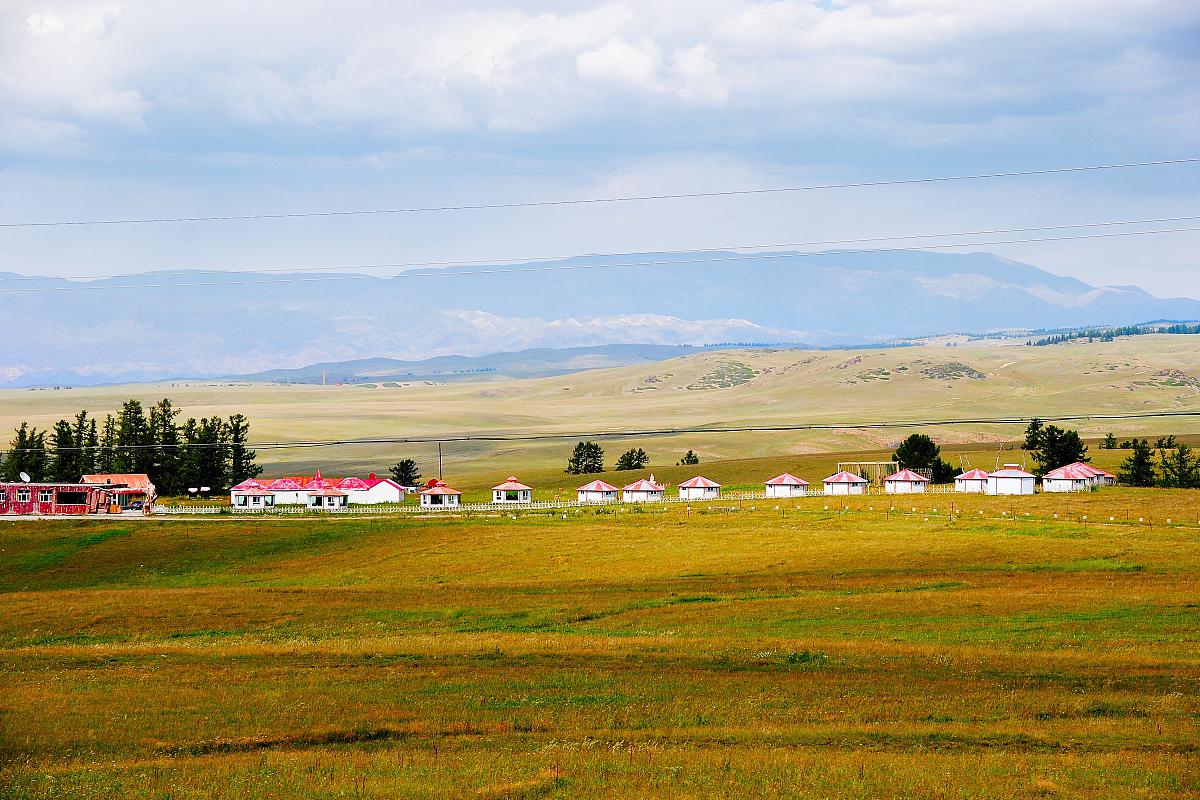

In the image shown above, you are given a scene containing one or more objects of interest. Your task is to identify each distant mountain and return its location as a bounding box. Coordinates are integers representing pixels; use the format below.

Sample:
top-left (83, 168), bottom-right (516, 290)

top-left (3, 249), bottom-right (1199, 387)
top-left (232, 344), bottom-right (714, 384)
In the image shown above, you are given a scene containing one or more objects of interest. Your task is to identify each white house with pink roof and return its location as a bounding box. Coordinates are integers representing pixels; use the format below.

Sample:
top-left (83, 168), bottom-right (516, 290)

top-left (765, 473), bottom-right (810, 498)
top-left (491, 476), bottom-right (533, 504)
top-left (678, 476), bottom-right (720, 500)
top-left (954, 469), bottom-right (989, 493)
top-left (577, 479), bottom-right (619, 504)
top-left (419, 479), bottom-right (462, 507)
top-left (229, 469), bottom-right (404, 507)
top-left (823, 470), bottom-right (868, 496)
top-left (1042, 464), bottom-right (1094, 492)
top-left (884, 468), bottom-right (930, 494)
top-left (621, 476), bottom-right (665, 503)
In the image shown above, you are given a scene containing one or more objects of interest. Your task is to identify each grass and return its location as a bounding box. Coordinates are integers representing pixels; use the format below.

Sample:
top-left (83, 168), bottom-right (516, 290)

top-left (2, 489), bottom-right (1200, 797)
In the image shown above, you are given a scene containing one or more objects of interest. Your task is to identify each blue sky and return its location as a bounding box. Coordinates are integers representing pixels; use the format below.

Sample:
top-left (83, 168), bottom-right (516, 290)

top-left (1, 0), bottom-right (1198, 294)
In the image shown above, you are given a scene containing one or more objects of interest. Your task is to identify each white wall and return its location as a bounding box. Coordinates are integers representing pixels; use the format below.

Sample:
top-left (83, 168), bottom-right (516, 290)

top-left (766, 484), bottom-right (807, 498)
top-left (679, 486), bottom-right (719, 500)
top-left (885, 481), bottom-right (925, 494)
top-left (954, 479), bottom-right (986, 493)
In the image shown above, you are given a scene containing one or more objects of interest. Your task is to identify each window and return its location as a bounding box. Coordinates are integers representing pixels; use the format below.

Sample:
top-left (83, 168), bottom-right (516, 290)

top-left (0, 491), bottom-right (5, 503)
top-left (39, 490), bottom-right (54, 503)
top-left (18, 489), bottom-right (31, 503)
top-left (236, 495), bottom-right (247, 506)
top-left (56, 491), bottom-right (88, 506)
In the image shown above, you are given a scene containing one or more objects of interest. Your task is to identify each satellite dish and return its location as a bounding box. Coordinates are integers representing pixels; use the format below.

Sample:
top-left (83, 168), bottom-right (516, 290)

top-left (19, 472), bottom-right (30, 483)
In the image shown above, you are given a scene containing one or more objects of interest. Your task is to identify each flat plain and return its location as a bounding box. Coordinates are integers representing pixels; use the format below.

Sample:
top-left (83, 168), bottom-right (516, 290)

top-left (3, 489), bottom-right (1200, 798)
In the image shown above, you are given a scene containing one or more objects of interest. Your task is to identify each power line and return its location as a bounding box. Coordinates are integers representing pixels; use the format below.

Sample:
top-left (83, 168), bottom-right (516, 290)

top-left (5, 408), bottom-right (1199, 455)
top-left (3, 224), bottom-right (1198, 296)
top-left (4, 212), bottom-right (1197, 285)
top-left (1, 157), bottom-right (1196, 229)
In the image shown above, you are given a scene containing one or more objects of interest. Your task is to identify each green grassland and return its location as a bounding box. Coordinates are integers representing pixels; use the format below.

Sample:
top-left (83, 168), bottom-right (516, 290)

top-left (4, 335), bottom-right (1200, 480)
top-left (3, 490), bottom-right (1200, 798)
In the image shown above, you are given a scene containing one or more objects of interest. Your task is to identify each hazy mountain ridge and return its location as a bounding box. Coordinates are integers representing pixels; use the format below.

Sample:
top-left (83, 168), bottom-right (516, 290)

top-left (4, 249), bottom-right (1199, 387)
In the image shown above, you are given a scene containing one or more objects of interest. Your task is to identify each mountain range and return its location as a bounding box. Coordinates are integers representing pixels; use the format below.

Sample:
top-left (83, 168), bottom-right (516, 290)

top-left (3, 249), bottom-right (1199, 387)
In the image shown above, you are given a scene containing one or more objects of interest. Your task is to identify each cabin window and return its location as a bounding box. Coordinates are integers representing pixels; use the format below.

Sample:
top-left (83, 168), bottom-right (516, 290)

top-left (56, 491), bottom-right (88, 505)
top-left (235, 495), bottom-right (247, 506)
top-left (39, 490), bottom-right (54, 503)
top-left (505, 490), bottom-right (520, 501)
top-left (0, 490), bottom-right (5, 502)
top-left (18, 489), bottom-right (31, 503)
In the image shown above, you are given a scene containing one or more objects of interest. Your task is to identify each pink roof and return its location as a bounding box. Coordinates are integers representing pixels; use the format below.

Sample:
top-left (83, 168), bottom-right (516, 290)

top-left (1063, 462), bottom-right (1112, 478)
top-left (823, 470), bottom-right (868, 484)
top-left (420, 480), bottom-right (462, 496)
top-left (492, 476), bottom-right (533, 491)
top-left (336, 477), bottom-right (370, 490)
top-left (622, 478), bottom-right (664, 492)
top-left (956, 469), bottom-right (990, 481)
top-left (578, 480), bottom-right (619, 492)
top-left (363, 477), bottom-right (404, 490)
top-left (990, 465), bottom-right (1035, 478)
top-left (1044, 465), bottom-right (1094, 480)
top-left (678, 476), bottom-right (720, 489)
top-left (266, 477), bottom-right (303, 490)
top-left (308, 487), bottom-right (347, 497)
top-left (231, 486), bottom-right (273, 495)
top-left (231, 478), bottom-right (265, 490)
top-left (766, 472), bottom-right (809, 486)
top-left (884, 468), bottom-right (930, 483)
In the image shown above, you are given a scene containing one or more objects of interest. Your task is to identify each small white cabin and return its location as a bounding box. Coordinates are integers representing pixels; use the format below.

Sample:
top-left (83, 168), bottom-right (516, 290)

top-left (986, 465), bottom-right (1036, 495)
top-left (954, 469), bottom-right (989, 493)
top-left (883, 468), bottom-right (930, 494)
top-left (765, 473), bottom-right (809, 498)
top-left (577, 480), bottom-right (619, 504)
top-left (823, 470), bottom-right (868, 496)
top-left (419, 480), bottom-right (462, 507)
top-left (678, 476), bottom-right (720, 500)
top-left (621, 476), bottom-right (665, 503)
top-left (491, 476), bottom-right (533, 504)
top-left (232, 487), bottom-right (275, 509)
top-left (307, 487), bottom-right (348, 509)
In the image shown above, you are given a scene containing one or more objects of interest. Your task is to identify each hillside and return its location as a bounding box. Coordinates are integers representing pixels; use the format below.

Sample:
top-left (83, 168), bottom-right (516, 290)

top-left (5, 249), bottom-right (1200, 386)
top-left (4, 334), bottom-right (1200, 478)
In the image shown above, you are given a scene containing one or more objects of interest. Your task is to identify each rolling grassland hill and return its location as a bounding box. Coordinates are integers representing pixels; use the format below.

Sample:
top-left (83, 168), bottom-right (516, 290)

top-left (3, 335), bottom-right (1200, 479)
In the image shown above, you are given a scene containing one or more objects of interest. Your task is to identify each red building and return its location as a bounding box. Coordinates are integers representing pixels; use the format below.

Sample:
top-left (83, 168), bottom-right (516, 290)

top-left (0, 482), bottom-right (119, 516)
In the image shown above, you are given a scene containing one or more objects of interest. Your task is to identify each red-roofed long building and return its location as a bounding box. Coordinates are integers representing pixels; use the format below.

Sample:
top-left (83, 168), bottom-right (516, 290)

top-left (230, 470), bottom-right (405, 508)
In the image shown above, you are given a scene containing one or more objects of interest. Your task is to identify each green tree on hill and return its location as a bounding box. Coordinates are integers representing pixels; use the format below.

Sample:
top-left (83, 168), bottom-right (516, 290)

top-left (565, 441), bottom-right (604, 475)
top-left (615, 448), bottom-right (650, 471)
top-left (1030, 425), bottom-right (1088, 475)
top-left (48, 419), bottom-right (78, 482)
top-left (74, 411), bottom-right (97, 477)
top-left (1117, 439), bottom-right (1156, 487)
top-left (1101, 432), bottom-right (1118, 449)
top-left (390, 459), bottom-right (421, 486)
top-left (677, 450), bottom-right (700, 466)
top-left (226, 413), bottom-right (261, 487)
top-left (1022, 418), bottom-right (1045, 450)
top-left (892, 433), bottom-right (956, 483)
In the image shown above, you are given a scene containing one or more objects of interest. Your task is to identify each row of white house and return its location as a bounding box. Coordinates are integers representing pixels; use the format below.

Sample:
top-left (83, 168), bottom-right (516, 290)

top-left (234, 461), bottom-right (1116, 509)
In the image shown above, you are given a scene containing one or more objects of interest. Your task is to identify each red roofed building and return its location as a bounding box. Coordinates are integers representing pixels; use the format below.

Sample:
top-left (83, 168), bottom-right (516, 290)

top-left (678, 475), bottom-right (721, 500)
top-left (823, 470), bottom-right (868, 496)
top-left (577, 479), bottom-right (619, 504)
top-left (307, 486), bottom-right (348, 509)
top-left (954, 468), bottom-right (990, 494)
top-left (491, 476), bottom-right (533, 504)
top-left (1, 481), bottom-right (120, 516)
top-left (884, 468), bottom-right (930, 494)
top-left (229, 469), bottom-right (404, 507)
top-left (419, 479), bottom-right (462, 507)
top-left (82, 473), bottom-right (155, 512)
top-left (1042, 464), bottom-right (1094, 492)
top-left (621, 475), bottom-right (665, 503)
top-left (765, 473), bottom-right (809, 498)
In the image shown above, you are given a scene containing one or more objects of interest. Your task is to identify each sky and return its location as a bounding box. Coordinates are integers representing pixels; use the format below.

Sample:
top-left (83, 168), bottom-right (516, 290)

top-left (1, 0), bottom-right (1199, 295)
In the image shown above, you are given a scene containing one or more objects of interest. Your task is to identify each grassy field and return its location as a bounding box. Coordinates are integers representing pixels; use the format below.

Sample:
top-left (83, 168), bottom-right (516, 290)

top-left (4, 335), bottom-right (1200, 478)
top-left (3, 489), bottom-right (1200, 798)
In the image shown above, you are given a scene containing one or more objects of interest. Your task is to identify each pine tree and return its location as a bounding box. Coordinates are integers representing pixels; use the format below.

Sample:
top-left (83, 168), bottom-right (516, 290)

top-left (390, 459), bottom-right (421, 486)
top-left (4, 423), bottom-right (48, 481)
top-left (188, 416), bottom-right (230, 493)
top-left (1101, 432), bottom-right (1118, 450)
top-left (892, 434), bottom-right (956, 483)
top-left (149, 399), bottom-right (182, 494)
top-left (115, 400), bottom-right (152, 474)
top-left (1158, 443), bottom-right (1200, 489)
top-left (1022, 419), bottom-right (1045, 451)
top-left (1031, 425), bottom-right (1088, 475)
top-left (226, 413), bottom-right (261, 486)
top-left (565, 441), bottom-right (605, 474)
top-left (74, 412), bottom-right (97, 477)
top-left (48, 419), bottom-right (78, 482)
top-left (96, 414), bottom-right (117, 473)
top-left (677, 450), bottom-right (700, 466)
top-left (1117, 439), bottom-right (1156, 487)
top-left (615, 448), bottom-right (650, 471)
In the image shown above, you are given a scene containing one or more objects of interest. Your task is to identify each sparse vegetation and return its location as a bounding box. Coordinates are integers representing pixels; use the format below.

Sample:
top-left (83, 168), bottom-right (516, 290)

top-left (919, 362), bottom-right (985, 380)
top-left (686, 361), bottom-right (757, 389)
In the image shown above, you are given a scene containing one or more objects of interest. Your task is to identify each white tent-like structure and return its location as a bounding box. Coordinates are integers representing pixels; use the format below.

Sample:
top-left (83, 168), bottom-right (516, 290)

top-left (577, 480), bottom-right (619, 504)
top-left (621, 476), bottom-right (665, 503)
top-left (678, 476), bottom-right (721, 500)
top-left (954, 469), bottom-right (989, 493)
top-left (986, 465), bottom-right (1036, 495)
top-left (883, 468), bottom-right (930, 494)
top-left (823, 471), bottom-right (868, 496)
top-left (765, 473), bottom-right (809, 498)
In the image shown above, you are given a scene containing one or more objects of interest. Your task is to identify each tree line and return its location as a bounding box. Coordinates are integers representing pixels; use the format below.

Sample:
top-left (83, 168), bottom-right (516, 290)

top-left (563, 443), bottom-right (701, 475)
top-left (1028, 322), bottom-right (1200, 347)
top-left (1, 398), bottom-right (261, 495)
top-left (1116, 436), bottom-right (1200, 488)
